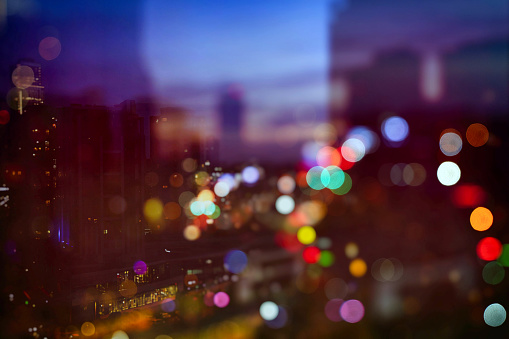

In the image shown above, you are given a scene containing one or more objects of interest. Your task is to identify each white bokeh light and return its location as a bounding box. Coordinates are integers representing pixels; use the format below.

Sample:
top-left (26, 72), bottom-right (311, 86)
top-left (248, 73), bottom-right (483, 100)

top-left (437, 161), bottom-right (461, 186)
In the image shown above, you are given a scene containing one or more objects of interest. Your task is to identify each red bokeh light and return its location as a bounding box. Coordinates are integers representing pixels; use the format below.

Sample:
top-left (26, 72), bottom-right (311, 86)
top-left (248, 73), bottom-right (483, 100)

top-left (303, 246), bottom-right (321, 263)
top-left (275, 231), bottom-right (303, 253)
top-left (336, 147), bottom-right (354, 170)
top-left (451, 184), bottom-right (486, 208)
top-left (476, 237), bottom-right (502, 261)
top-left (0, 110), bottom-right (10, 125)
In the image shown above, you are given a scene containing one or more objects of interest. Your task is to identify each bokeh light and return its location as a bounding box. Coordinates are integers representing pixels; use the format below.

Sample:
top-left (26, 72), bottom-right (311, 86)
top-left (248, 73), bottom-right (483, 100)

top-left (203, 201), bottom-right (216, 216)
top-left (345, 242), bottom-right (359, 259)
top-left (163, 202), bottom-right (181, 220)
top-left (324, 299), bottom-right (343, 322)
top-left (498, 244), bottom-right (509, 267)
top-left (170, 173), bottom-right (184, 187)
top-left (330, 172), bottom-right (352, 195)
top-left (277, 175), bottom-right (296, 194)
top-left (484, 303), bottom-right (506, 327)
top-left (346, 126), bottom-right (379, 153)
top-left (144, 198), bottom-right (163, 222)
top-left (183, 225), bottom-right (200, 241)
top-left (297, 226), bottom-right (316, 245)
top-left (325, 166), bottom-right (345, 190)
top-left (214, 181), bottom-right (230, 197)
top-left (482, 261), bottom-right (504, 285)
top-left (190, 200), bottom-right (205, 216)
top-left (6, 87), bottom-right (27, 111)
top-left (178, 191), bottom-right (195, 207)
top-left (295, 200), bottom-right (328, 226)
top-left (439, 131), bottom-right (462, 156)
top-left (403, 163), bottom-right (427, 186)
top-left (218, 173), bottom-right (237, 190)
top-left (342, 138), bottom-right (366, 162)
top-left (111, 330), bottom-right (129, 339)
top-left (213, 292), bottom-right (230, 308)
top-left (371, 258), bottom-right (404, 282)
top-left (12, 65), bottom-right (34, 89)
top-left (316, 146), bottom-right (341, 167)
top-left (265, 306), bottom-right (288, 329)
top-left (39, 37), bottom-right (61, 60)
top-left (119, 280), bottom-right (137, 298)
top-left (197, 189), bottom-right (215, 202)
top-left (390, 163), bottom-right (406, 186)
top-left (260, 301), bottom-right (279, 321)
top-left (224, 250), bottom-right (248, 274)
top-left (275, 195), bottom-right (295, 215)
top-left (161, 299), bottom-right (176, 312)
top-left (195, 171), bottom-right (210, 186)
top-left (242, 166), bottom-right (260, 184)
top-left (349, 258), bottom-right (367, 278)
top-left (0, 110), bottom-right (10, 125)
top-left (381, 116), bottom-right (409, 144)
top-left (204, 291), bottom-right (215, 307)
top-left (182, 158), bottom-right (197, 172)
top-left (340, 299), bottom-right (365, 323)
top-left (318, 250), bottom-right (335, 267)
top-left (301, 141), bottom-right (322, 166)
top-left (477, 237), bottom-right (502, 261)
top-left (437, 161), bottom-right (461, 186)
top-left (303, 246), bottom-right (321, 264)
top-left (452, 184), bottom-right (486, 208)
top-left (306, 166), bottom-right (325, 190)
top-left (466, 123), bottom-right (489, 147)
top-left (470, 207), bottom-right (493, 231)
top-left (133, 260), bottom-right (148, 275)
top-left (81, 322), bottom-right (95, 336)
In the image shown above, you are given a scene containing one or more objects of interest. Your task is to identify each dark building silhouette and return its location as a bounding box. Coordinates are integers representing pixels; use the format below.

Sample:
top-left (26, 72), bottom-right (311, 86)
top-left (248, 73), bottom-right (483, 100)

top-left (217, 84), bottom-right (245, 163)
top-left (58, 100), bottom-right (146, 267)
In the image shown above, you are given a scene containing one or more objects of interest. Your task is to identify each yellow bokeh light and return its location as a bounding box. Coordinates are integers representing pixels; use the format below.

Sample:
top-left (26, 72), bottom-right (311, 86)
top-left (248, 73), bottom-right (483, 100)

top-left (349, 258), bottom-right (367, 278)
top-left (297, 226), bottom-right (316, 245)
top-left (345, 242), bottom-right (359, 259)
top-left (195, 171), bottom-right (210, 186)
top-left (184, 225), bottom-right (201, 241)
top-left (197, 189), bottom-right (215, 202)
top-left (143, 198), bottom-right (163, 222)
top-left (81, 322), bottom-right (95, 336)
top-left (470, 207), bottom-right (493, 231)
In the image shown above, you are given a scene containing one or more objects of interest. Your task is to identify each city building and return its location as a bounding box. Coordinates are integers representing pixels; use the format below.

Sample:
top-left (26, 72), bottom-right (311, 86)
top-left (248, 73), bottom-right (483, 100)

top-left (58, 100), bottom-right (146, 268)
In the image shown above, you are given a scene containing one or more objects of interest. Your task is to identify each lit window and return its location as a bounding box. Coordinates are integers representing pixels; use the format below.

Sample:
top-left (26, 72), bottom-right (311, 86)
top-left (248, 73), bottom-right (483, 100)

top-left (45, 200), bottom-right (50, 206)
top-left (104, 230), bottom-right (108, 234)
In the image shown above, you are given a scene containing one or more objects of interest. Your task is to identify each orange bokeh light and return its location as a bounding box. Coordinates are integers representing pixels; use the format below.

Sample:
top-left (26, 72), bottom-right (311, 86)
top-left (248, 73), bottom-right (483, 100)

top-left (466, 123), bottom-right (489, 147)
top-left (470, 207), bottom-right (493, 231)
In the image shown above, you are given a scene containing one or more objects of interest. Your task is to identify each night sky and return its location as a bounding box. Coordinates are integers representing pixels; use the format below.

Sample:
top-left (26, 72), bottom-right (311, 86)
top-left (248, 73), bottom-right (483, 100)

top-left (1, 0), bottom-right (507, 125)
